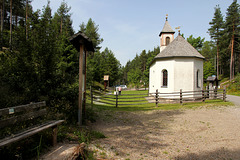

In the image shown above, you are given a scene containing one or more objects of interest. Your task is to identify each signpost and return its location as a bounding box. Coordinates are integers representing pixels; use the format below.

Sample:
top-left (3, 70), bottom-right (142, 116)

top-left (70, 32), bottom-right (94, 125)
top-left (104, 75), bottom-right (109, 91)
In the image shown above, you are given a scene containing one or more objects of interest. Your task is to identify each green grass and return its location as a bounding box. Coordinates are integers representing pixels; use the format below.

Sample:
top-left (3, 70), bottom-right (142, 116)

top-left (89, 89), bottom-right (233, 112)
top-left (220, 77), bottom-right (229, 84)
top-left (120, 90), bottom-right (148, 94)
top-left (74, 129), bottom-right (106, 144)
top-left (99, 90), bottom-right (149, 106)
top-left (92, 99), bottom-right (232, 112)
top-left (222, 74), bottom-right (240, 96)
top-left (227, 91), bottom-right (240, 96)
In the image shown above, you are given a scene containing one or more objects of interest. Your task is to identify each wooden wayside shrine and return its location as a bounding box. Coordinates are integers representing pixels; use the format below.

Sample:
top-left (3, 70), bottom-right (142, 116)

top-left (70, 31), bottom-right (94, 125)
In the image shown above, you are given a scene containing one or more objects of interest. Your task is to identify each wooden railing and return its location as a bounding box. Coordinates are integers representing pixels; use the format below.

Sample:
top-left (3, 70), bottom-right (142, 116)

top-left (149, 88), bottom-right (226, 107)
top-left (90, 90), bottom-right (148, 107)
top-left (89, 88), bottom-right (226, 108)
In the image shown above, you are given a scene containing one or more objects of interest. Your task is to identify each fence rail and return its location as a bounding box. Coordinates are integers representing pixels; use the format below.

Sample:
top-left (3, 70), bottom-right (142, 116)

top-left (90, 88), bottom-right (226, 108)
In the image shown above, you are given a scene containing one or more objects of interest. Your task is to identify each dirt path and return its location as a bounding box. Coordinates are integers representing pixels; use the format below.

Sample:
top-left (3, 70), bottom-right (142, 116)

top-left (227, 94), bottom-right (240, 106)
top-left (89, 106), bottom-right (240, 160)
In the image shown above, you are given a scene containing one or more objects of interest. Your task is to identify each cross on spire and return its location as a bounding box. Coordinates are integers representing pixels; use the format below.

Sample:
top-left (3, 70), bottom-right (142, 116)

top-left (175, 26), bottom-right (181, 35)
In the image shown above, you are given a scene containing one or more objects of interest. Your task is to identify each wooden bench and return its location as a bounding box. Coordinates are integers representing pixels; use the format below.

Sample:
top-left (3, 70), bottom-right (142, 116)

top-left (0, 101), bottom-right (64, 148)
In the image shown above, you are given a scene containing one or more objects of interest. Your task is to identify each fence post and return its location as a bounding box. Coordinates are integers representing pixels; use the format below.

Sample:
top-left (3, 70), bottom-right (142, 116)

top-left (206, 86), bottom-right (209, 99)
top-left (214, 87), bottom-right (217, 99)
top-left (90, 86), bottom-right (93, 107)
top-left (116, 93), bottom-right (118, 108)
top-left (223, 87), bottom-right (226, 102)
top-left (155, 89), bottom-right (158, 107)
top-left (202, 89), bottom-right (205, 103)
top-left (180, 89), bottom-right (183, 105)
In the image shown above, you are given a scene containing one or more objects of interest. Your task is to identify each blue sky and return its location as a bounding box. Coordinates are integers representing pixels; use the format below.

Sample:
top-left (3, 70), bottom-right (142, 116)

top-left (32, 0), bottom-right (233, 66)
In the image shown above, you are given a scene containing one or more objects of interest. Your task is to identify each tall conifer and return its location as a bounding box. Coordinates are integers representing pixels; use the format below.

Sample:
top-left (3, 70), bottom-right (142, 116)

top-left (225, 0), bottom-right (240, 80)
top-left (79, 18), bottom-right (103, 50)
top-left (208, 5), bottom-right (224, 79)
top-left (0, 0), bottom-right (4, 32)
top-left (9, 0), bottom-right (12, 48)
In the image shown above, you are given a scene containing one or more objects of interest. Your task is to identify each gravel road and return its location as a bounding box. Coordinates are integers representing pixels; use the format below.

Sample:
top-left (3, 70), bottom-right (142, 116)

top-left (227, 94), bottom-right (240, 106)
top-left (89, 106), bottom-right (240, 160)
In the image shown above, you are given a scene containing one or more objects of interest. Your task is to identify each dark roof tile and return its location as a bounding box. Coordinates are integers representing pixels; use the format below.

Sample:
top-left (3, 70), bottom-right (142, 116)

top-left (69, 31), bottom-right (94, 52)
top-left (159, 20), bottom-right (175, 36)
top-left (155, 35), bottom-right (205, 59)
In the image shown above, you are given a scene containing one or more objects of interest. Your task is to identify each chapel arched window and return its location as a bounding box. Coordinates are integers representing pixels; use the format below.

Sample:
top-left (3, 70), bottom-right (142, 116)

top-left (162, 70), bottom-right (168, 87)
top-left (197, 70), bottom-right (200, 88)
top-left (166, 37), bottom-right (170, 46)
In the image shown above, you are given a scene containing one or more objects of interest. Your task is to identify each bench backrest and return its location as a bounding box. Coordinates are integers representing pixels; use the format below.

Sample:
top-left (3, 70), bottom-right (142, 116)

top-left (0, 101), bottom-right (47, 129)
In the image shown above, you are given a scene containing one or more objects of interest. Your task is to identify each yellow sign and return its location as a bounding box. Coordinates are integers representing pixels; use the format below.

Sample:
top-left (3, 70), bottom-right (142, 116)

top-left (104, 75), bottom-right (109, 81)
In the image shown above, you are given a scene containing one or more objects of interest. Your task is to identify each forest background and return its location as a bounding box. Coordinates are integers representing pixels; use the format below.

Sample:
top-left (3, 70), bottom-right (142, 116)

top-left (0, 0), bottom-right (240, 122)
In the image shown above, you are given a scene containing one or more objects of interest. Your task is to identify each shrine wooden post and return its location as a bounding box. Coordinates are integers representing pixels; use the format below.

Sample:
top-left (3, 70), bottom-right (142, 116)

top-left (104, 75), bottom-right (109, 91)
top-left (70, 32), bottom-right (94, 125)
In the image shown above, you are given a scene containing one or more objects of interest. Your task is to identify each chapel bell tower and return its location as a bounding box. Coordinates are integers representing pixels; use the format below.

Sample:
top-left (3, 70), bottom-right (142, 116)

top-left (159, 14), bottom-right (175, 52)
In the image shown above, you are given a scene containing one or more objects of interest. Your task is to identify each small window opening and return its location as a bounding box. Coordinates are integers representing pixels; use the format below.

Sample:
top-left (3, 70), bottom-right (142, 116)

top-left (166, 37), bottom-right (170, 46)
top-left (197, 70), bottom-right (200, 88)
top-left (162, 70), bottom-right (168, 87)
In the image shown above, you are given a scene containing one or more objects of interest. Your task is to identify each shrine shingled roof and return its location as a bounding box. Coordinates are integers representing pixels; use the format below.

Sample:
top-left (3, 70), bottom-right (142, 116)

top-left (159, 20), bottom-right (175, 36)
top-left (154, 35), bottom-right (205, 60)
top-left (69, 31), bottom-right (94, 52)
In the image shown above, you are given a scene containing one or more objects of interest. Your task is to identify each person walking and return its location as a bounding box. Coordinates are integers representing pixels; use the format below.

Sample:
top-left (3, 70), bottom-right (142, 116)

top-left (119, 86), bottom-right (122, 95)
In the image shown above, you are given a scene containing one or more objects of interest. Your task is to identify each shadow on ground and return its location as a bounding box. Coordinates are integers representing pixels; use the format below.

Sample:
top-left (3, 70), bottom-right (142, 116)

top-left (175, 147), bottom-right (240, 160)
top-left (90, 109), bottom-right (184, 158)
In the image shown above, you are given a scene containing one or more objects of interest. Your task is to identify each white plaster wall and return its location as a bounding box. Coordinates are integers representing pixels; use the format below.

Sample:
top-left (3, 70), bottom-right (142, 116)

top-left (149, 59), bottom-right (175, 94)
top-left (193, 58), bottom-right (203, 91)
top-left (149, 57), bottom-right (204, 98)
top-left (149, 61), bottom-right (156, 93)
top-left (174, 58), bottom-right (194, 92)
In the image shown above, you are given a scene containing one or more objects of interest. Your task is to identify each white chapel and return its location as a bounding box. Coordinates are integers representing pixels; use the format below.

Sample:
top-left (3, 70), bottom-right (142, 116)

top-left (149, 16), bottom-right (205, 96)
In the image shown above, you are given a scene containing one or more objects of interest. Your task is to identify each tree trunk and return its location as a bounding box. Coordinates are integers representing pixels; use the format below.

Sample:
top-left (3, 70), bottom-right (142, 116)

top-left (216, 41), bottom-right (219, 79)
top-left (1, 0), bottom-right (4, 32)
top-left (233, 50), bottom-right (235, 80)
top-left (1, 2), bottom-right (2, 32)
top-left (230, 22), bottom-right (235, 81)
top-left (230, 35), bottom-right (234, 81)
top-left (15, 12), bottom-right (18, 27)
top-left (0, 0), bottom-right (3, 50)
top-left (239, 54), bottom-right (240, 73)
top-left (26, 0), bottom-right (28, 40)
top-left (60, 16), bottom-right (62, 34)
top-left (9, 0), bottom-right (12, 48)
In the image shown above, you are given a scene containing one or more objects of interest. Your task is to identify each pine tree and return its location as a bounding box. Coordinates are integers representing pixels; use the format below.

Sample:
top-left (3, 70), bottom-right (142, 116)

top-left (187, 35), bottom-right (205, 52)
top-left (12, 0), bottom-right (25, 27)
top-left (0, 0), bottom-right (5, 50)
top-left (208, 5), bottom-right (224, 79)
top-left (79, 18), bottom-right (103, 50)
top-left (25, 0), bottom-right (28, 39)
top-left (140, 50), bottom-right (147, 72)
top-left (53, 1), bottom-right (73, 36)
top-left (0, 0), bottom-right (5, 32)
top-left (103, 48), bottom-right (121, 86)
top-left (225, 0), bottom-right (240, 81)
top-left (9, 0), bottom-right (12, 48)
top-left (121, 46), bottom-right (160, 88)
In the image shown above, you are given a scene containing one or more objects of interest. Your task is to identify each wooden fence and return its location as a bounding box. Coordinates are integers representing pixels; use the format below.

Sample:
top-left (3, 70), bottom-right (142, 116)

top-left (90, 88), bottom-right (226, 108)
top-left (150, 88), bottom-right (226, 107)
top-left (90, 89), bottom-right (149, 107)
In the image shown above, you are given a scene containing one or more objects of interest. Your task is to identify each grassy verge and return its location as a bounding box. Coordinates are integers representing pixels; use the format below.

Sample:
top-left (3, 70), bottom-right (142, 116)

top-left (89, 90), bottom-right (233, 112)
top-left (227, 91), bottom-right (240, 96)
top-left (222, 74), bottom-right (240, 96)
top-left (92, 99), bottom-right (233, 112)
top-left (57, 124), bottom-right (106, 160)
